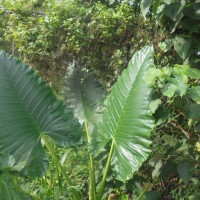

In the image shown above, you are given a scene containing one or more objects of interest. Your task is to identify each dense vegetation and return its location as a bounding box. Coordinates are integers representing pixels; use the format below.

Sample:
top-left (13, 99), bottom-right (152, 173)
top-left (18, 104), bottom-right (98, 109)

top-left (0, 0), bottom-right (199, 199)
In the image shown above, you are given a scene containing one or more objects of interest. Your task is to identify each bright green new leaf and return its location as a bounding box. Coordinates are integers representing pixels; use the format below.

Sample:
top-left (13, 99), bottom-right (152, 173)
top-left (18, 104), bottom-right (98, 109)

top-left (0, 51), bottom-right (82, 177)
top-left (95, 46), bottom-right (155, 182)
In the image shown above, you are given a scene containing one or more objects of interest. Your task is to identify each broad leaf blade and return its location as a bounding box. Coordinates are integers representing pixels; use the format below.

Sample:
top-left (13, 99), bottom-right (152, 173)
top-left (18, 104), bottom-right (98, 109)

top-left (64, 62), bottom-right (105, 138)
top-left (0, 51), bottom-right (82, 177)
top-left (95, 46), bottom-right (155, 182)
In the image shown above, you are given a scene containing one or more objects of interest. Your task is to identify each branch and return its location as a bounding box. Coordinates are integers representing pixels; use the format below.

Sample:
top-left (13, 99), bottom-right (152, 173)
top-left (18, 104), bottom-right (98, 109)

top-left (169, 121), bottom-right (192, 139)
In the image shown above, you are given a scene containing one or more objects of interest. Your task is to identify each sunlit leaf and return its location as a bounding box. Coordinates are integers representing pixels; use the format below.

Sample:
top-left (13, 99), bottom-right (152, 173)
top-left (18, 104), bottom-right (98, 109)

top-left (94, 46), bottom-right (155, 182)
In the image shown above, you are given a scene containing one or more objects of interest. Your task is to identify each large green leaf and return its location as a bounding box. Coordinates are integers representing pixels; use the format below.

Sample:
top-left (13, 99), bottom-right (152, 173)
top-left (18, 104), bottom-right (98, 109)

top-left (95, 46), bottom-right (155, 182)
top-left (63, 62), bottom-right (105, 140)
top-left (0, 51), bottom-right (82, 177)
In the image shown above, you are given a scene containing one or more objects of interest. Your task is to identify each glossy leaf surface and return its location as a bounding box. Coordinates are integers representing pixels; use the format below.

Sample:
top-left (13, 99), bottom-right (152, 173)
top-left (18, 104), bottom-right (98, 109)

top-left (0, 51), bottom-right (81, 177)
top-left (95, 46), bottom-right (155, 182)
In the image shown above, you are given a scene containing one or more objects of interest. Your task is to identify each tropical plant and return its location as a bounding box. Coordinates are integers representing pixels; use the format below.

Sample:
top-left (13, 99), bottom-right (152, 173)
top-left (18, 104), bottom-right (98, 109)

top-left (63, 45), bottom-right (155, 199)
top-left (0, 50), bottom-right (82, 199)
top-left (0, 45), bottom-right (155, 199)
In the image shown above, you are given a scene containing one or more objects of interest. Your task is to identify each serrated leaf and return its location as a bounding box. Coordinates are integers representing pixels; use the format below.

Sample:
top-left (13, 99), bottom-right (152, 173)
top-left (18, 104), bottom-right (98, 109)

top-left (94, 46), bottom-right (155, 182)
top-left (188, 86), bottom-right (200, 102)
top-left (177, 162), bottom-right (193, 184)
top-left (0, 51), bottom-right (82, 177)
top-left (161, 83), bottom-right (177, 98)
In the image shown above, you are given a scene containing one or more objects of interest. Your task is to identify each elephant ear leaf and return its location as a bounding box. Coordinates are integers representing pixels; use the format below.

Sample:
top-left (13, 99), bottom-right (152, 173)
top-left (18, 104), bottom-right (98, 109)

top-left (0, 51), bottom-right (82, 177)
top-left (64, 61), bottom-right (105, 139)
top-left (95, 46), bottom-right (155, 182)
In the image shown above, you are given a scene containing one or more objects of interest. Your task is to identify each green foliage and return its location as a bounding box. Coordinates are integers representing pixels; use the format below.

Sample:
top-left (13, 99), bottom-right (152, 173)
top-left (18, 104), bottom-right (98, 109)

top-left (95, 46), bottom-right (154, 182)
top-left (0, 174), bottom-right (32, 200)
top-left (0, 0), bottom-right (161, 90)
top-left (0, 51), bottom-right (82, 178)
top-left (0, 46), bottom-right (155, 199)
top-left (0, 0), bottom-right (200, 199)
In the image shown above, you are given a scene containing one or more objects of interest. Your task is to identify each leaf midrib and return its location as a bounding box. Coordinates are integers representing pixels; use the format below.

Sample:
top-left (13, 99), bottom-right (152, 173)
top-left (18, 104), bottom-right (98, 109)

top-left (111, 62), bottom-right (148, 141)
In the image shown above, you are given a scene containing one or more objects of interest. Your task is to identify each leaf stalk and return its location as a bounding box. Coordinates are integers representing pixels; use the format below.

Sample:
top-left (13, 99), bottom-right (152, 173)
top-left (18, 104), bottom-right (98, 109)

top-left (97, 140), bottom-right (114, 200)
top-left (42, 134), bottom-right (81, 200)
top-left (85, 121), bottom-right (97, 200)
